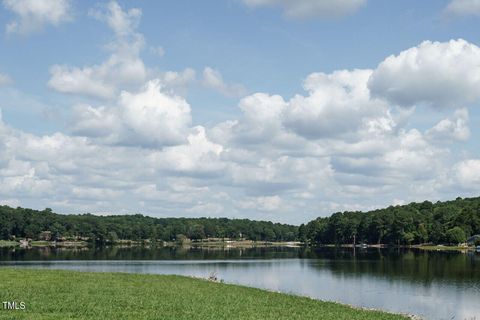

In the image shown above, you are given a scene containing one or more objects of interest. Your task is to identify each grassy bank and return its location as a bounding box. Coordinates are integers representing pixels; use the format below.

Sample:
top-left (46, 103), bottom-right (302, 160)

top-left (0, 240), bottom-right (18, 247)
top-left (29, 241), bottom-right (89, 247)
top-left (412, 245), bottom-right (475, 251)
top-left (0, 269), bottom-right (408, 320)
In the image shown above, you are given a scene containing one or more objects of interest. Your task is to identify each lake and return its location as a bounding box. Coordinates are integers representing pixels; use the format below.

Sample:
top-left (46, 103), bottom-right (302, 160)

top-left (1, 246), bottom-right (479, 319)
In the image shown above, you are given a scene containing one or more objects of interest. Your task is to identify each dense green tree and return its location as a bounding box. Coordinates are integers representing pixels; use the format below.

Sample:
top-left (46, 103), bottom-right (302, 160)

top-left (298, 224), bottom-right (307, 243)
top-left (446, 227), bottom-right (466, 244)
top-left (402, 232), bottom-right (415, 245)
top-left (107, 231), bottom-right (119, 243)
top-left (189, 225), bottom-right (206, 240)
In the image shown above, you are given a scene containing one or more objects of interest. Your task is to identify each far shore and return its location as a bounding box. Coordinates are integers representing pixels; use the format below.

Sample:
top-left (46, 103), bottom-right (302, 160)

top-left (324, 243), bottom-right (479, 252)
top-left (0, 239), bottom-right (303, 249)
top-left (409, 244), bottom-right (478, 251)
top-left (1, 239), bottom-right (478, 252)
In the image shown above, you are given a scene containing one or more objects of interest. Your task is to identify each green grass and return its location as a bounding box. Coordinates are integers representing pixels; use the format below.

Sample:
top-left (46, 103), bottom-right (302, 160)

top-left (0, 268), bottom-right (409, 320)
top-left (412, 245), bottom-right (473, 251)
top-left (0, 240), bottom-right (19, 247)
top-left (29, 241), bottom-right (51, 247)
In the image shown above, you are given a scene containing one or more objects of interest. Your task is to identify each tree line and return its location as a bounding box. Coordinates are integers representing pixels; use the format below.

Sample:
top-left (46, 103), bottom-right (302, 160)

top-left (300, 197), bottom-right (480, 245)
top-left (1, 196), bottom-right (479, 245)
top-left (0, 206), bottom-right (298, 243)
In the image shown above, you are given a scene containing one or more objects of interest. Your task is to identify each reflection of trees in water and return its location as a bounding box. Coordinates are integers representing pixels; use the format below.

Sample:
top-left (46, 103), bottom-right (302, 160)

top-left (0, 246), bottom-right (301, 261)
top-left (302, 247), bottom-right (480, 286)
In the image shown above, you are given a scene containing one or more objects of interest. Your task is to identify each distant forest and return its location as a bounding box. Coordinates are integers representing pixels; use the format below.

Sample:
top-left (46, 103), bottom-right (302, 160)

top-left (0, 206), bottom-right (298, 243)
top-left (1, 196), bottom-right (479, 245)
top-left (300, 196), bottom-right (480, 245)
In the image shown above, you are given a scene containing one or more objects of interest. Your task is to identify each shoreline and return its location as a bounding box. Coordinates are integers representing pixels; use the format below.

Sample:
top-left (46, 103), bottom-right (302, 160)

top-left (0, 239), bottom-right (303, 249)
top-left (1, 239), bottom-right (477, 252)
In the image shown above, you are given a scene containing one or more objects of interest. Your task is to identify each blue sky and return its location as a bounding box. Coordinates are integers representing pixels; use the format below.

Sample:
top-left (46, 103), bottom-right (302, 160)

top-left (0, 0), bottom-right (479, 224)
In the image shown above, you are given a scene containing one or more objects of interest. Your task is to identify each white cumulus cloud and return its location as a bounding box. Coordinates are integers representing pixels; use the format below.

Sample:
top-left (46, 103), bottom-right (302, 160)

top-left (48, 1), bottom-right (146, 99)
top-left (369, 39), bottom-right (480, 108)
top-left (454, 159), bottom-right (480, 188)
top-left (284, 69), bottom-right (387, 139)
top-left (160, 68), bottom-right (196, 93)
top-left (71, 80), bottom-right (192, 148)
top-left (3, 0), bottom-right (72, 35)
top-left (426, 108), bottom-right (470, 142)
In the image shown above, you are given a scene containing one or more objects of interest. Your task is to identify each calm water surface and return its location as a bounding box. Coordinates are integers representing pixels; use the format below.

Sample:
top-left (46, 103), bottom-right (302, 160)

top-left (1, 246), bottom-right (479, 320)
